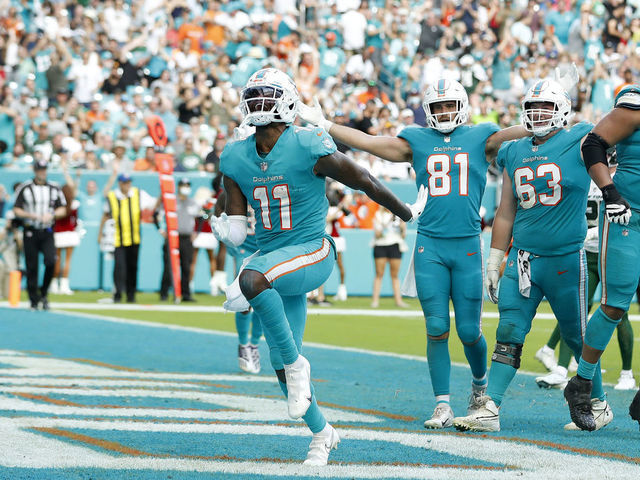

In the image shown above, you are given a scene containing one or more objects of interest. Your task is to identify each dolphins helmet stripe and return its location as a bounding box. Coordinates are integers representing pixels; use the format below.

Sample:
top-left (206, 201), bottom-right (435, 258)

top-left (437, 79), bottom-right (447, 97)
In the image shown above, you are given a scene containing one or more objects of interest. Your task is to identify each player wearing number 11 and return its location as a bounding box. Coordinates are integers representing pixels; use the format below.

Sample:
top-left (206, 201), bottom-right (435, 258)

top-left (213, 68), bottom-right (428, 466)
top-left (453, 79), bottom-right (611, 433)
top-left (298, 78), bottom-right (529, 429)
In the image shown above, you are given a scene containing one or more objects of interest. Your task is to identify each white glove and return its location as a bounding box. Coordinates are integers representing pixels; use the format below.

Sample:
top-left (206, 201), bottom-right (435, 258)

top-left (406, 185), bottom-right (428, 222)
top-left (210, 213), bottom-right (230, 242)
top-left (485, 248), bottom-right (505, 304)
top-left (554, 62), bottom-right (579, 92)
top-left (297, 96), bottom-right (333, 131)
top-left (602, 184), bottom-right (632, 225)
top-left (231, 121), bottom-right (255, 142)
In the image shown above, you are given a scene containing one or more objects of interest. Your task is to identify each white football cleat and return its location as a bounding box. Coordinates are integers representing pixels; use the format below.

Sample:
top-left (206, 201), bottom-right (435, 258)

top-left (453, 398), bottom-right (500, 432)
top-left (534, 346), bottom-right (557, 371)
top-left (565, 398), bottom-right (613, 431)
top-left (536, 366), bottom-right (568, 389)
top-left (303, 424), bottom-right (340, 466)
top-left (614, 370), bottom-right (637, 390)
top-left (423, 404), bottom-right (454, 429)
top-left (284, 355), bottom-right (312, 419)
top-left (249, 344), bottom-right (261, 374)
top-left (238, 344), bottom-right (258, 373)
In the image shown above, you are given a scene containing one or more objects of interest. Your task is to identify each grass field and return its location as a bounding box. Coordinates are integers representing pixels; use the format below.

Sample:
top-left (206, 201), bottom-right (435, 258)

top-left (38, 290), bottom-right (640, 386)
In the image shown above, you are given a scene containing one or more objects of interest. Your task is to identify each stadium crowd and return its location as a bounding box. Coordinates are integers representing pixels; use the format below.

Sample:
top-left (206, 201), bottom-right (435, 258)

top-left (0, 0), bottom-right (636, 178)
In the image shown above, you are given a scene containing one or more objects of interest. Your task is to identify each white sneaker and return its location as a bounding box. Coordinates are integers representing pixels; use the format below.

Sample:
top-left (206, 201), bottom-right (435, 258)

top-left (568, 357), bottom-right (578, 372)
top-left (238, 344), bottom-right (258, 373)
top-left (59, 277), bottom-right (73, 295)
top-left (423, 404), bottom-right (454, 429)
top-left (249, 344), bottom-right (261, 374)
top-left (284, 355), bottom-right (312, 419)
top-left (565, 398), bottom-right (613, 430)
top-left (453, 398), bottom-right (500, 432)
top-left (534, 346), bottom-right (557, 371)
top-left (49, 278), bottom-right (59, 295)
top-left (536, 366), bottom-right (568, 389)
top-left (614, 370), bottom-right (637, 390)
top-left (333, 284), bottom-right (347, 301)
top-left (303, 424), bottom-right (340, 466)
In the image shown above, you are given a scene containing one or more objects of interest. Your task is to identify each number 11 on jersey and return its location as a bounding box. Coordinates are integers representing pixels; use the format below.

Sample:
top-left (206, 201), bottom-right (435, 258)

top-left (426, 153), bottom-right (469, 197)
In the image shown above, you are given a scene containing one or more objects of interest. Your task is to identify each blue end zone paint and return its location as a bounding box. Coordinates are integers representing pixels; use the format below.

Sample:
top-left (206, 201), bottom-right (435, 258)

top-left (1, 307), bottom-right (640, 479)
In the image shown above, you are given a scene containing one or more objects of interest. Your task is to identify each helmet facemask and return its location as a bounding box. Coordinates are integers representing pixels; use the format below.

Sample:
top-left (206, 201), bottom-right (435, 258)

top-left (425, 100), bottom-right (468, 133)
top-left (422, 79), bottom-right (469, 134)
top-left (240, 69), bottom-right (299, 126)
top-left (520, 80), bottom-right (571, 137)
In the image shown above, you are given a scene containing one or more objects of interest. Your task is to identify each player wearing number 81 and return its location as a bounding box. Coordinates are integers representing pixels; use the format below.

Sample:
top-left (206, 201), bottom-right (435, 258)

top-left (214, 68), bottom-right (428, 465)
top-left (298, 78), bottom-right (529, 429)
top-left (453, 79), bottom-right (611, 433)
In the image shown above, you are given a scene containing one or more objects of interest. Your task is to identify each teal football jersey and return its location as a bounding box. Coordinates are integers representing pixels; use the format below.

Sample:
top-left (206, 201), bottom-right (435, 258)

top-left (398, 123), bottom-right (500, 238)
top-left (220, 126), bottom-right (336, 253)
top-left (497, 122), bottom-right (592, 256)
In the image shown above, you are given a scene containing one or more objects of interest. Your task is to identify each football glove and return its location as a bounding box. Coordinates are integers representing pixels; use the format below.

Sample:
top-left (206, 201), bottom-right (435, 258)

top-left (297, 96), bottom-right (333, 131)
top-left (602, 184), bottom-right (632, 225)
top-left (210, 213), bottom-right (248, 247)
top-left (406, 185), bottom-right (429, 222)
top-left (485, 248), bottom-right (505, 303)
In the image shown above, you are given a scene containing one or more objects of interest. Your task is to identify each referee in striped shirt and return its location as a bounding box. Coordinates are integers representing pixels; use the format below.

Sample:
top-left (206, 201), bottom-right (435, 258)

top-left (13, 159), bottom-right (67, 310)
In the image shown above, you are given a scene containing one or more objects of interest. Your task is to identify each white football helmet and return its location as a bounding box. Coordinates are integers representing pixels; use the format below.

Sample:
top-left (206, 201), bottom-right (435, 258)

top-left (422, 79), bottom-right (469, 133)
top-left (239, 68), bottom-right (300, 126)
top-left (521, 79), bottom-right (571, 137)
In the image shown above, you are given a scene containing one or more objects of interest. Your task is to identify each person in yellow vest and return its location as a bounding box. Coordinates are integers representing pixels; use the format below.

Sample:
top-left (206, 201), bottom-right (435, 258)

top-left (99, 173), bottom-right (155, 303)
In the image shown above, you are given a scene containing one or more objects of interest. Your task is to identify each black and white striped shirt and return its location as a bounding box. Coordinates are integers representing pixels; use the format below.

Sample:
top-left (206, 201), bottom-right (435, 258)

top-left (14, 180), bottom-right (66, 229)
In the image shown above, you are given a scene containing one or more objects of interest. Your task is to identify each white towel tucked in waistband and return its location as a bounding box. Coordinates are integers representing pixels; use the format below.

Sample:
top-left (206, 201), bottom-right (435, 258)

top-left (517, 249), bottom-right (532, 298)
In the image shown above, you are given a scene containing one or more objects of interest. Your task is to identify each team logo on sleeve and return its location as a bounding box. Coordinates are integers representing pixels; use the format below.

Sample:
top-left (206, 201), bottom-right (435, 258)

top-left (323, 138), bottom-right (333, 149)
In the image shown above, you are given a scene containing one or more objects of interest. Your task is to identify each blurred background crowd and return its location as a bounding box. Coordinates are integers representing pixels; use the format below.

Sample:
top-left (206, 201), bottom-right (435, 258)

top-left (0, 0), bottom-right (639, 302)
top-left (0, 0), bottom-right (636, 178)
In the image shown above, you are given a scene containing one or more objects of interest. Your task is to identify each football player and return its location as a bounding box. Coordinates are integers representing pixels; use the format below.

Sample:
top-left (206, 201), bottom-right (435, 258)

top-left (213, 68), bottom-right (427, 465)
top-left (567, 84), bottom-right (640, 430)
top-left (298, 79), bottom-right (529, 429)
top-left (453, 79), bottom-right (611, 432)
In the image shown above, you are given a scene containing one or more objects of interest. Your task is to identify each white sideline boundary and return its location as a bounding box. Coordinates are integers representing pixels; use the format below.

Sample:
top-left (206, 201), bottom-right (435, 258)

top-left (4, 300), bottom-right (640, 322)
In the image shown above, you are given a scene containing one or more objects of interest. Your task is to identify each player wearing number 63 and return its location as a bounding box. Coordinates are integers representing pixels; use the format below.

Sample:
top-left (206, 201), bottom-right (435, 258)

top-left (453, 79), bottom-right (612, 433)
top-left (213, 68), bottom-right (427, 466)
top-left (298, 78), bottom-right (529, 430)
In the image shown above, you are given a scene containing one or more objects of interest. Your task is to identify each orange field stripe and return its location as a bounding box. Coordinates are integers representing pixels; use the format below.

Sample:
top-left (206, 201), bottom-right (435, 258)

top-left (67, 358), bottom-right (140, 372)
top-left (12, 393), bottom-right (85, 407)
top-left (31, 427), bottom-right (157, 456)
top-left (317, 401), bottom-right (417, 422)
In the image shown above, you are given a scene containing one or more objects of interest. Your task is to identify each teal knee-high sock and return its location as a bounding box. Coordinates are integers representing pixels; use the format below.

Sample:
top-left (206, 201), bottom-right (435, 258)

top-left (591, 361), bottom-right (605, 401)
top-left (250, 312), bottom-right (263, 345)
top-left (278, 379), bottom-right (326, 433)
top-left (235, 311), bottom-right (250, 345)
top-left (487, 361), bottom-right (518, 406)
top-left (249, 289), bottom-right (298, 364)
top-left (427, 337), bottom-right (451, 397)
top-left (463, 335), bottom-right (488, 381)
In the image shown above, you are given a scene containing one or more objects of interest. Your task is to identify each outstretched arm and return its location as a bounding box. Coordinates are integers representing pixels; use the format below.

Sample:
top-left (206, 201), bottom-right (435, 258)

top-left (485, 126), bottom-right (530, 161)
top-left (314, 151), bottom-right (415, 222)
top-left (490, 170), bottom-right (517, 251)
top-left (298, 98), bottom-right (413, 163)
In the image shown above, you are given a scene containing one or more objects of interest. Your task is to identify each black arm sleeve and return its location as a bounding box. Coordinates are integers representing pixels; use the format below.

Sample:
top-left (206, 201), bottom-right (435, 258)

top-left (582, 132), bottom-right (610, 172)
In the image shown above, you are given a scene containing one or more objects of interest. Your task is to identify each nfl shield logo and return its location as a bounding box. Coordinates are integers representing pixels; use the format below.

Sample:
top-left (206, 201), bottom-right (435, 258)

top-left (260, 162), bottom-right (268, 172)
top-left (622, 229), bottom-right (629, 237)
top-left (418, 246), bottom-right (424, 253)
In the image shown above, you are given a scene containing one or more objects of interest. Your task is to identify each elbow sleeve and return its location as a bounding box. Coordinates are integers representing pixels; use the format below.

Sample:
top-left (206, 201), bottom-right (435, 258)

top-left (582, 132), bottom-right (610, 171)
